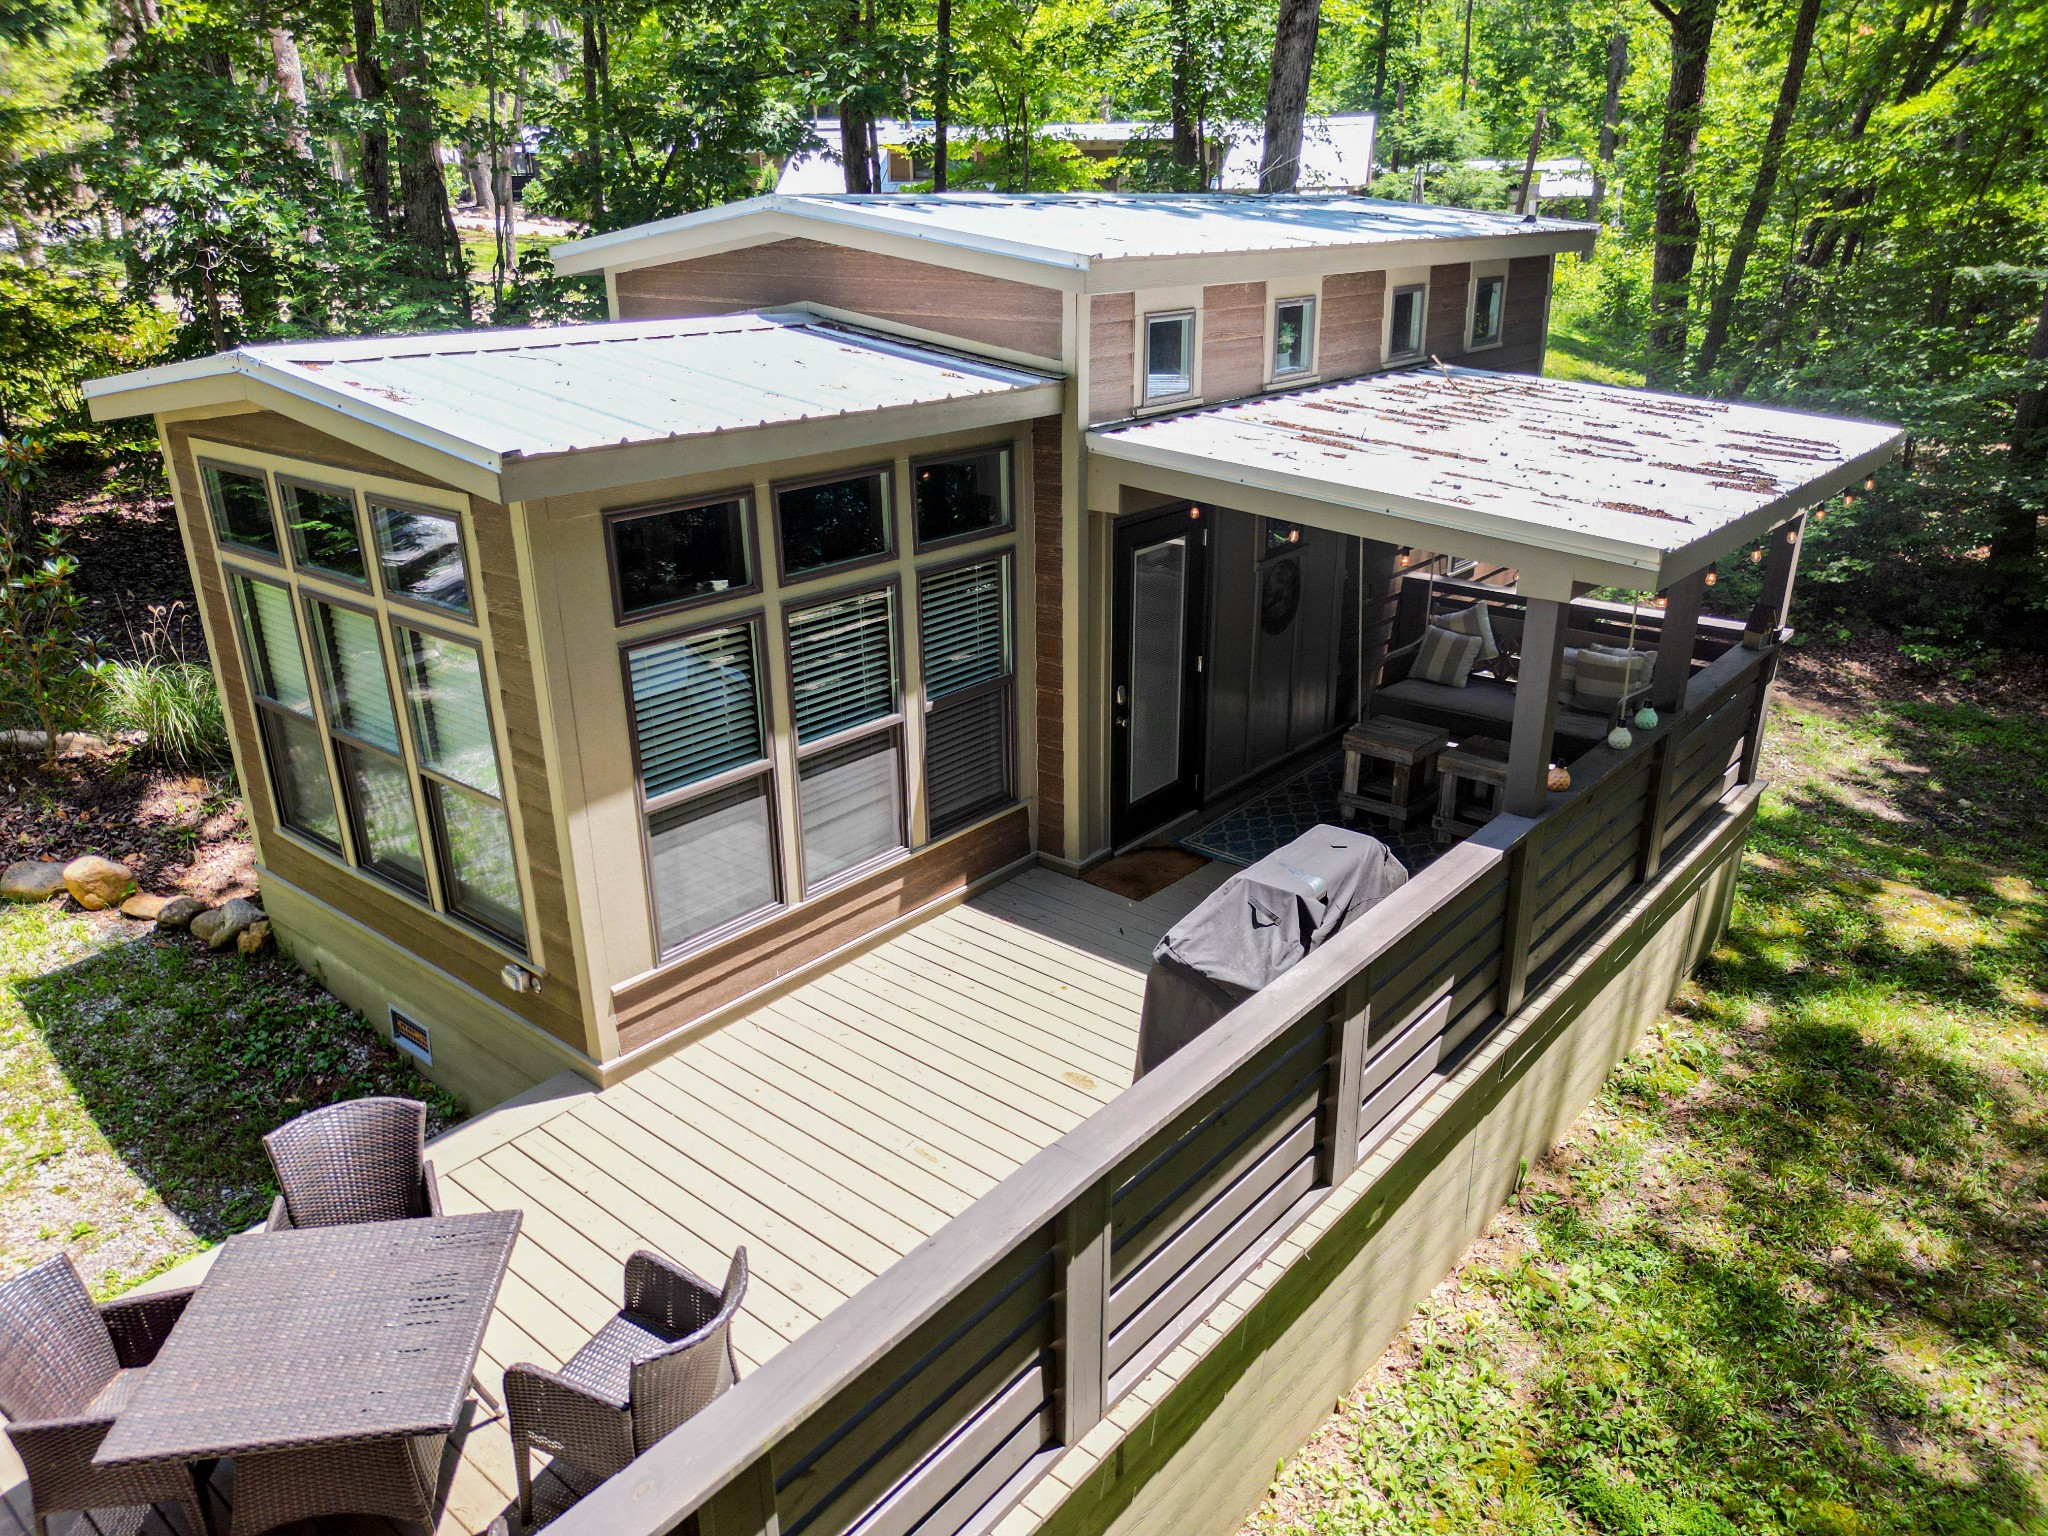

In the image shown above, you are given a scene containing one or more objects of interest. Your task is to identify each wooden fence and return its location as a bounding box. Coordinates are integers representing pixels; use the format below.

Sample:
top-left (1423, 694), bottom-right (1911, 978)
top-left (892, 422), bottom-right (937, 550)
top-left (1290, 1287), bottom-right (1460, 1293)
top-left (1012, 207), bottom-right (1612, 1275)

top-left (551, 641), bottom-right (1774, 1536)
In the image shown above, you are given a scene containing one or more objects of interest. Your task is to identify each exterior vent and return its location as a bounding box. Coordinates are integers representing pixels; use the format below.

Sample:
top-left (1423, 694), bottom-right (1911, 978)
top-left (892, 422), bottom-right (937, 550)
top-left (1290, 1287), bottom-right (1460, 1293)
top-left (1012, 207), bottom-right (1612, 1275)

top-left (390, 1008), bottom-right (432, 1067)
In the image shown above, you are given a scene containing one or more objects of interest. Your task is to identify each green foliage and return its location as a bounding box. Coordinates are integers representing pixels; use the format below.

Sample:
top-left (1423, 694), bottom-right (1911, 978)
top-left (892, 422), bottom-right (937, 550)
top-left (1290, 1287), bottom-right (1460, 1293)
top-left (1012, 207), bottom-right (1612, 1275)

top-left (0, 266), bottom-right (174, 440)
top-left (89, 658), bottom-right (228, 768)
top-left (0, 522), bottom-right (97, 761)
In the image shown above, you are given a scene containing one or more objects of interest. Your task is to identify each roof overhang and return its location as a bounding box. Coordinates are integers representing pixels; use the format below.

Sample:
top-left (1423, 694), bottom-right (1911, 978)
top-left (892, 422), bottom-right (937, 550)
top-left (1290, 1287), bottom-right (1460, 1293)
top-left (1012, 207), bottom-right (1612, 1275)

top-left (1086, 369), bottom-right (1904, 598)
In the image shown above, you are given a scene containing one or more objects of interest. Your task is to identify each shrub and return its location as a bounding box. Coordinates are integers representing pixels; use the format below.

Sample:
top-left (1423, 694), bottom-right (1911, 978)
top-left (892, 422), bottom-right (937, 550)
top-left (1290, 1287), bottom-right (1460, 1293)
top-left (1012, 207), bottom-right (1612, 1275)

top-left (0, 520), bottom-right (97, 763)
top-left (90, 657), bottom-right (228, 767)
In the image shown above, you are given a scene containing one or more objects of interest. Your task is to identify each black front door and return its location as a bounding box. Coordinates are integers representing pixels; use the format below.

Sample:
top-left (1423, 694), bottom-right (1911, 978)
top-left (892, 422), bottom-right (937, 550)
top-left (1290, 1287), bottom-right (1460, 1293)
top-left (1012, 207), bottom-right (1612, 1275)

top-left (1111, 505), bottom-right (1208, 846)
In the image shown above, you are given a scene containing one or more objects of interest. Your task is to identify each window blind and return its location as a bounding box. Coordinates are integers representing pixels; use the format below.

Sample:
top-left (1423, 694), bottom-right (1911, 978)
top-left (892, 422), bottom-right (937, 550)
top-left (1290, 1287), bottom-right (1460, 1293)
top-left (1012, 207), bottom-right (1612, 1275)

top-left (789, 588), bottom-right (896, 744)
top-left (309, 601), bottom-right (399, 752)
top-left (236, 576), bottom-right (312, 714)
top-left (398, 627), bottom-right (500, 796)
top-left (925, 687), bottom-right (1009, 835)
top-left (919, 559), bottom-right (1007, 699)
top-left (629, 624), bottom-right (764, 801)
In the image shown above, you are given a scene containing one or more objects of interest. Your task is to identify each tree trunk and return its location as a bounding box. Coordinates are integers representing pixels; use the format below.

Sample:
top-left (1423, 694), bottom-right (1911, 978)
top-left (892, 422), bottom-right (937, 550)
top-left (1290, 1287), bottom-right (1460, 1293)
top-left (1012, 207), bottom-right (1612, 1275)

top-left (1694, 0), bottom-right (1821, 378)
top-left (351, 0), bottom-right (392, 228)
top-left (1168, 0), bottom-right (1198, 182)
top-left (1514, 106), bottom-right (1545, 214)
top-left (580, 10), bottom-right (605, 221)
top-left (268, 25), bottom-right (312, 157)
top-left (1371, 0), bottom-right (1390, 109)
top-left (1987, 280), bottom-right (2048, 610)
top-left (1590, 29), bottom-right (1626, 219)
top-left (1388, 78), bottom-right (1403, 171)
top-left (932, 0), bottom-right (950, 190)
top-left (1645, 0), bottom-right (1720, 384)
top-left (1457, 0), bottom-right (1473, 108)
top-left (382, 0), bottom-right (463, 293)
top-left (1259, 0), bottom-right (1321, 191)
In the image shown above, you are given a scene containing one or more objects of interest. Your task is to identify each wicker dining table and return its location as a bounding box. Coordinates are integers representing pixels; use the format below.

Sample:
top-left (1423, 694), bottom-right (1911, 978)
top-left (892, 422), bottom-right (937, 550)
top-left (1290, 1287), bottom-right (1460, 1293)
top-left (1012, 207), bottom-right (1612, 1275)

top-left (93, 1209), bottom-right (521, 1536)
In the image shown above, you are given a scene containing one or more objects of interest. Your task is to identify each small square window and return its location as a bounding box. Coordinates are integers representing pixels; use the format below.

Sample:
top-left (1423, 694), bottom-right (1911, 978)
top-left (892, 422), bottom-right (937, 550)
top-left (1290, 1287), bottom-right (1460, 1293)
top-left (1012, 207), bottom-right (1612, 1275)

top-left (202, 463), bottom-right (279, 556)
top-left (1389, 285), bottom-right (1426, 360)
top-left (1274, 297), bottom-right (1316, 376)
top-left (371, 501), bottom-right (471, 614)
top-left (777, 470), bottom-right (892, 580)
top-left (913, 449), bottom-right (1011, 549)
top-left (280, 478), bottom-right (367, 582)
top-left (1470, 273), bottom-right (1505, 347)
top-left (1144, 312), bottom-right (1194, 401)
top-left (610, 494), bottom-right (753, 620)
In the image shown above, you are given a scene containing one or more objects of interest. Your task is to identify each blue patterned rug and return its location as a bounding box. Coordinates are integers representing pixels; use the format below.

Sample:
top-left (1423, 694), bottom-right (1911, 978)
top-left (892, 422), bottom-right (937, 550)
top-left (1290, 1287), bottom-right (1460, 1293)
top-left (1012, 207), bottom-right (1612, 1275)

top-left (1177, 751), bottom-right (1455, 874)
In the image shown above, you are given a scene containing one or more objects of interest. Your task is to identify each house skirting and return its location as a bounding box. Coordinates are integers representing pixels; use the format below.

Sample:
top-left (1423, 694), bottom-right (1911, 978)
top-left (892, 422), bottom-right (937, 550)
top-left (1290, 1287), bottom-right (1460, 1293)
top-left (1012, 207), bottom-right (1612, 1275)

top-left (1001, 788), bottom-right (1754, 1536)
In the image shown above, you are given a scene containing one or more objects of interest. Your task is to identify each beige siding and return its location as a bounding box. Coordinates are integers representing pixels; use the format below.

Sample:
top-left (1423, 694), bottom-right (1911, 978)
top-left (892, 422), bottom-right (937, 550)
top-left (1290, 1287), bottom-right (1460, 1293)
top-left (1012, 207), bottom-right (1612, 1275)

top-left (1200, 280), bottom-right (1267, 401)
top-left (1033, 417), bottom-right (1067, 862)
top-left (1490, 253), bottom-right (1554, 374)
top-left (1426, 261), bottom-right (1472, 359)
top-left (1088, 292), bottom-right (1136, 423)
top-left (1319, 269), bottom-right (1386, 379)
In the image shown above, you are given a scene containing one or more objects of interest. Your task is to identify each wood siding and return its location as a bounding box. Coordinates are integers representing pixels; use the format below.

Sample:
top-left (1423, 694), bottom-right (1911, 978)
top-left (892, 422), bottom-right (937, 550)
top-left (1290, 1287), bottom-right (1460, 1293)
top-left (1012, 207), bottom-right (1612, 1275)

top-left (1089, 293), bottom-right (1136, 423)
top-left (1033, 417), bottom-right (1066, 860)
top-left (1200, 281), bottom-right (1267, 402)
top-left (1426, 262), bottom-right (1472, 360)
top-left (165, 412), bottom-right (591, 1056)
top-left (1489, 254), bottom-right (1553, 374)
top-left (611, 805), bottom-right (1033, 1051)
top-left (1318, 270), bottom-right (1385, 380)
top-left (612, 237), bottom-right (1065, 361)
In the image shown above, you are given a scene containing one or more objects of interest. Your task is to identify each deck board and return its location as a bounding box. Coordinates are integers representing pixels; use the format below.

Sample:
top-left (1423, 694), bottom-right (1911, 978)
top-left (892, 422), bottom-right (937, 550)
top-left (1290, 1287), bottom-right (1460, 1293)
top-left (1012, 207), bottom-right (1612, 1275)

top-left (2, 861), bottom-right (1226, 1536)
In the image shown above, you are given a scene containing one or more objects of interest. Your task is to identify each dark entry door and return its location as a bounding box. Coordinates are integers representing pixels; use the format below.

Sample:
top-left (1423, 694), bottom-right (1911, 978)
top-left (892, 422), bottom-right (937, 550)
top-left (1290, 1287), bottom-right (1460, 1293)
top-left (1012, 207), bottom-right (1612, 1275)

top-left (1111, 505), bottom-right (1207, 846)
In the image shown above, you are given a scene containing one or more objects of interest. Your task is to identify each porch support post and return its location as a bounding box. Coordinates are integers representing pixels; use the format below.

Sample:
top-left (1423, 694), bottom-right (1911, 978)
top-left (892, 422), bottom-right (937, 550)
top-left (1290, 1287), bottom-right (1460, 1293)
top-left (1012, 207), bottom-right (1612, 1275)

top-left (1504, 596), bottom-right (1567, 819)
top-left (1651, 568), bottom-right (1707, 714)
top-left (1056, 1174), bottom-right (1112, 1443)
top-left (698, 1453), bottom-right (781, 1536)
top-left (1747, 512), bottom-right (1806, 641)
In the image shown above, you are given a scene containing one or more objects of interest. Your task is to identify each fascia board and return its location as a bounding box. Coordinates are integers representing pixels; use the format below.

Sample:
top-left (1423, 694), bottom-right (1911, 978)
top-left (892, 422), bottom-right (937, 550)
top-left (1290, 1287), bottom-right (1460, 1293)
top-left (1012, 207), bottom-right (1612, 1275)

top-left (1083, 227), bottom-right (1596, 292)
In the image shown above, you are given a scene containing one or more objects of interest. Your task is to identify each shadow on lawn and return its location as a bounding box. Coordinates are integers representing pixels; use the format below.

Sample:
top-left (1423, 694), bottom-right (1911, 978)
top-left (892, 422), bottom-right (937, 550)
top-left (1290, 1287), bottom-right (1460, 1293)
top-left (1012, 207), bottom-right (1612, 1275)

top-left (16, 928), bottom-right (460, 1243)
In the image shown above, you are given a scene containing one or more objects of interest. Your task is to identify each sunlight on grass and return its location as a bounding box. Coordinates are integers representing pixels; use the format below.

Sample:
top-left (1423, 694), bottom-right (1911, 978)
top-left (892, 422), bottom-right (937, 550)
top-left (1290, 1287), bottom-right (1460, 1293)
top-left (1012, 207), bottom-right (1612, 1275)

top-left (1245, 692), bottom-right (2048, 1536)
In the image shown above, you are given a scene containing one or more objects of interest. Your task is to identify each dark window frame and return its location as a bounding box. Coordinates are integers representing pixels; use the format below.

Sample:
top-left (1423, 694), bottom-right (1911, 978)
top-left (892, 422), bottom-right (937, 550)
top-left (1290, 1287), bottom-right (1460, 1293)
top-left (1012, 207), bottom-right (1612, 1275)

top-left (199, 459), bottom-right (284, 563)
top-left (604, 487), bottom-right (760, 625)
top-left (1469, 272), bottom-right (1506, 349)
top-left (227, 567), bottom-right (344, 854)
top-left (917, 549), bottom-right (1018, 839)
top-left (277, 474), bottom-right (371, 587)
top-left (771, 464), bottom-right (897, 587)
top-left (910, 444), bottom-right (1015, 554)
top-left (367, 496), bottom-right (476, 619)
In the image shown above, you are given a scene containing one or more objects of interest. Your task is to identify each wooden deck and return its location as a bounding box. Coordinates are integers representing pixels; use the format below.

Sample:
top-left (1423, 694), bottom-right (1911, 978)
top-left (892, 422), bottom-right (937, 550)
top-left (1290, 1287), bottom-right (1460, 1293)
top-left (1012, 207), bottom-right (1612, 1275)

top-left (3, 860), bottom-right (1229, 1536)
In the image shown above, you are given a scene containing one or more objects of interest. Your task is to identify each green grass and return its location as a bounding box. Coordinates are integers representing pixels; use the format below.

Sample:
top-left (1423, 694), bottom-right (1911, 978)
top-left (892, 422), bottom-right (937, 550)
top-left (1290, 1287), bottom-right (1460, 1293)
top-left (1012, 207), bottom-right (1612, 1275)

top-left (1247, 687), bottom-right (2048, 1536)
top-left (0, 904), bottom-right (462, 1295)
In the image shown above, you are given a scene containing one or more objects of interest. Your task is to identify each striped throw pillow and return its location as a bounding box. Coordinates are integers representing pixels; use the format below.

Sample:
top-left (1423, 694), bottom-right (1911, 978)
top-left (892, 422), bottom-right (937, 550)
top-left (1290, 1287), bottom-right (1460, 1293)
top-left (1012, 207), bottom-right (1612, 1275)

top-left (1554, 646), bottom-right (1580, 706)
top-left (1572, 645), bottom-right (1651, 709)
top-left (1413, 624), bottom-right (1485, 687)
top-left (1439, 602), bottom-right (1499, 660)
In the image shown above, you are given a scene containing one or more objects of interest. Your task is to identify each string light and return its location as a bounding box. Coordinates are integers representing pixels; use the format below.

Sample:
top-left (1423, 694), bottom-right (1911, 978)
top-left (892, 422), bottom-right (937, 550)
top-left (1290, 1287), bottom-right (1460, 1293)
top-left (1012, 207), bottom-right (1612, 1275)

top-left (1704, 570), bottom-right (1718, 586)
top-left (1750, 548), bottom-right (1763, 564)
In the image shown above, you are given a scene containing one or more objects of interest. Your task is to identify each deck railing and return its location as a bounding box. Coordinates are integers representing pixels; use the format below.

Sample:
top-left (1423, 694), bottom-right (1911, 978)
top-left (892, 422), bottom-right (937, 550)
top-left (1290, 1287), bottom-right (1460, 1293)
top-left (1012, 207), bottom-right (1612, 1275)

top-left (550, 640), bottom-right (1775, 1536)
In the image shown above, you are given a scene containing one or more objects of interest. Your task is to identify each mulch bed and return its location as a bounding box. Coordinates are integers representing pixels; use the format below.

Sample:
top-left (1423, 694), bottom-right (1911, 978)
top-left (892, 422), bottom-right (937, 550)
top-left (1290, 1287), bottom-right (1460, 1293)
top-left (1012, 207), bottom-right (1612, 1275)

top-left (0, 754), bottom-right (254, 903)
top-left (38, 461), bottom-right (208, 666)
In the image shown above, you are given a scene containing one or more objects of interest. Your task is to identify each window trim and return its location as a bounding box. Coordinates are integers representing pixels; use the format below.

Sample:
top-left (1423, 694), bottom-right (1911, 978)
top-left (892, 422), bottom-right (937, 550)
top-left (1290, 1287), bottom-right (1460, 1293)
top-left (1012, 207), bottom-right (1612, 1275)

top-left (1272, 295), bottom-right (1318, 378)
top-left (1387, 283), bottom-right (1428, 361)
top-left (780, 576), bottom-right (908, 899)
top-left (917, 548), bottom-right (1018, 838)
top-left (1141, 309), bottom-right (1197, 404)
top-left (1467, 271), bottom-right (1506, 351)
top-left (620, 611), bottom-right (788, 961)
top-left (199, 459), bottom-right (285, 564)
top-left (367, 494), bottom-right (479, 620)
top-left (909, 445), bottom-right (1016, 555)
top-left (277, 473), bottom-right (371, 587)
top-left (603, 486), bottom-right (761, 626)
top-left (227, 567), bottom-right (344, 854)
top-left (770, 463), bottom-right (898, 588)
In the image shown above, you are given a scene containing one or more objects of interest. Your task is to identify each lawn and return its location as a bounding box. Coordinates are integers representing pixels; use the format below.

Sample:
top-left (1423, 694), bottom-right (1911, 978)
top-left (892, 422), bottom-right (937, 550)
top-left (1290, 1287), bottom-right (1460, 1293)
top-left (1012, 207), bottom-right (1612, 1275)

top-left (1244, 671), bottom-right (2048, 1536)
top-left (0, 902), bottom-right (461, 1297)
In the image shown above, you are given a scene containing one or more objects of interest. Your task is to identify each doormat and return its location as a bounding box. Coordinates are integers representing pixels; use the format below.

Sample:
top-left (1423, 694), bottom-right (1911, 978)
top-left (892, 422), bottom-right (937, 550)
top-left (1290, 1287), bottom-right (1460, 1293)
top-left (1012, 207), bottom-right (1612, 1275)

top-left (1084, 846), bottom-right (1210, 902)
top-left (1177, 752), bottom-right (1457, 874)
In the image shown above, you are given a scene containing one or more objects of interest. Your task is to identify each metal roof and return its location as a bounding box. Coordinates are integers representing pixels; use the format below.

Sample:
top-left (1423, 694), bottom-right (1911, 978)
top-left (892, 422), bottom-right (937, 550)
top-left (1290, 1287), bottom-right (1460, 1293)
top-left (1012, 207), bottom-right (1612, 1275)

top-left (1088, 368), bottom-right (1904, 590)
top-left (550, 192), bottom-right (1596, 278)
top-left (85, 314), bottom-right (1060, 499)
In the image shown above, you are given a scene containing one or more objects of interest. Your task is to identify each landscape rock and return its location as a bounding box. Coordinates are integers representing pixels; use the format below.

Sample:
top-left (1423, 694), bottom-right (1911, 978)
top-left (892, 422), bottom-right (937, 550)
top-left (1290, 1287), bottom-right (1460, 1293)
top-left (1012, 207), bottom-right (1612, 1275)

top-left (119, 893), bottom-right (168, 921)
top-left (192, 896), bottom-right (264, 951)
top-left (237, 919), bottom-right (272, 955)
top-left (62, 856), bottom-right (135, 910)
top-left (1, 861), bottom-right (69, 902)
top-left (155, 896), bottom-right (207, 931)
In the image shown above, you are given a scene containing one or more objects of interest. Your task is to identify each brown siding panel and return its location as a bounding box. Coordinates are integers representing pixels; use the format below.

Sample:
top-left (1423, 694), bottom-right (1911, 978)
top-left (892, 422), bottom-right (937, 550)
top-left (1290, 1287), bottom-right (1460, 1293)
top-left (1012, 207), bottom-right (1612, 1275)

top-left (1319, 271), bottom-right (1385, 380)
top-left (1485, 254), bottom-right (1554, 375)
top-left (612, 805), bottom-right (1033, 1050)
top-left (1032, 416), bottom-right (1065, 861)
top-left (165, 413), bottom-right (591, 1055)
top-left (1427, 262), bottom-right (1472, 360)
top-left (1201, 281), bottom-right (1267, 402)
top-left (1088, 293), bottom-right (1135, 424)
top-left (613, 237), bottom-right (1064, 361)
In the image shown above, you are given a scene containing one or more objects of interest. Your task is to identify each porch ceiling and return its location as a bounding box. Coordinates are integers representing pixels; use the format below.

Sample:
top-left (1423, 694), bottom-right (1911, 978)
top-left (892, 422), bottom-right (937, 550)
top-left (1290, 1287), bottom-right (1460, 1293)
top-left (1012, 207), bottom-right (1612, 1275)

top-left (1087, 368), bottom-right (1904, 595)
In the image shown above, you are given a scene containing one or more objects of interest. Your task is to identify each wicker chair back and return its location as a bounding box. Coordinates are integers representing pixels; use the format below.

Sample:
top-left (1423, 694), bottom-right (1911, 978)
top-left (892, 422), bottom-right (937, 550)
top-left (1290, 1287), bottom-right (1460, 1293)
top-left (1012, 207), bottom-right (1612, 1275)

top-left (0, 1255), bottom-right (119, 1423)
top-left (264, 1096), bottom-right (431, 1228)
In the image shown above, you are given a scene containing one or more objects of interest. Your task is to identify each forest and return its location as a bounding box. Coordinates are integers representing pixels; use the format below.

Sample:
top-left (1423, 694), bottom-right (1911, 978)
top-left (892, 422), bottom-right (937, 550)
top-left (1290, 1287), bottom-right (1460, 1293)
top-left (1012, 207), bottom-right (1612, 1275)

top-left (0, 0), bottom-right (2044, 648)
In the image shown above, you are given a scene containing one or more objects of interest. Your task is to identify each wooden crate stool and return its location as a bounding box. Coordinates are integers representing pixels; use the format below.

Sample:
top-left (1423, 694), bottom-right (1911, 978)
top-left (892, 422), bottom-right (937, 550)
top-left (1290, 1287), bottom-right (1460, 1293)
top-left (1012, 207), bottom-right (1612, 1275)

top-left (1434, 736), bottom-right (1512, 837)
top-left (1339, 718), bottom-right (1450, 828)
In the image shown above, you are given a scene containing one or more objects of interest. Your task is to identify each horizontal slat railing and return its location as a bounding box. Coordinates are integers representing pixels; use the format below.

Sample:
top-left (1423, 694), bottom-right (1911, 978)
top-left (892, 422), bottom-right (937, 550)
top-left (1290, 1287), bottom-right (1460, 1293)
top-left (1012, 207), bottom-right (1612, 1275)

top-left (554, 645), bottom-right (1779, 1536)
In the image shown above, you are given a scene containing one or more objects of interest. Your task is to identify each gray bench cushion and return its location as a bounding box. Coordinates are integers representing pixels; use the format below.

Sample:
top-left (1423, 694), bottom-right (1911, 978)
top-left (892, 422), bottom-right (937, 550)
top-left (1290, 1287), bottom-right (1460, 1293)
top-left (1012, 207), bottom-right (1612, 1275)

top-left (1374, 677), bottom-right (1613, 741)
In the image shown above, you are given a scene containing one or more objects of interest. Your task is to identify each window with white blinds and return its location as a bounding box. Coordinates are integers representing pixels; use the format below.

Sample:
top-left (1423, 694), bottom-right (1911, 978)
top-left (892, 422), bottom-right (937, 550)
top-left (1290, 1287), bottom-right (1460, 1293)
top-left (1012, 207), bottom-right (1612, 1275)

top-left (307, 597), bottom-right (426, 894)
top-left (788, 586), bottom-right (903, 891)
top-left (788, 588), bottom-right (897, 744)
top-left (231, 572), bottom-right (339, 849)
top-left (628, 621), bottom-right (780, 953)
top-left (919, 556), bottom-right (1013, 837)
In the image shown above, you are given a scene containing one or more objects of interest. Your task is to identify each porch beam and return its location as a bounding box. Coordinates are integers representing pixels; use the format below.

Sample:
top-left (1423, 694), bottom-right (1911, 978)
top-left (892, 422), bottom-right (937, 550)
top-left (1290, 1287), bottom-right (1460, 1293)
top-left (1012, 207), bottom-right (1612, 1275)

top-left (1746, 512), bottom-right (1806, 640)
top-left (1651, 569), bottom-right (1707, 714)
top-left (1504, 596), bottom-right (1567, 819)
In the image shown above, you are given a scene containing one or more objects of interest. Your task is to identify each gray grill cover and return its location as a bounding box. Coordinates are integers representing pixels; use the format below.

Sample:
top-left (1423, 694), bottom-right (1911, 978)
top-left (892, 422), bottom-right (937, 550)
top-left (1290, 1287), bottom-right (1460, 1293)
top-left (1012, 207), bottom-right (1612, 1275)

top-left (1136, 826), bottom-right (1408, 1077)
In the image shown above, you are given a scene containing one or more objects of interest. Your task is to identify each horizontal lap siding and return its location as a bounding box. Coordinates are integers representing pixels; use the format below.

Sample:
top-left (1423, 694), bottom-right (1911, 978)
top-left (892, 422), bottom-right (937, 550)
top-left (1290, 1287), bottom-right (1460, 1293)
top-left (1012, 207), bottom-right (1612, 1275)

top-left (1033, 418), bottom-right (1065, 861)
top-left (1089, 294), bottom-right (1136, 424)
top-left (1201, 281), bottom-right (1267, 403)
top-left (613, 237), bottom-right (1065, 362)
top-left (1319, 270), bottom-right (1386, 380)
top-left (1486, 254), bottom-right (1553, 375)
top-left (1426, 263), bottom-right (1472, 360)
top-left (165, 414), bottom-right (591, 1054)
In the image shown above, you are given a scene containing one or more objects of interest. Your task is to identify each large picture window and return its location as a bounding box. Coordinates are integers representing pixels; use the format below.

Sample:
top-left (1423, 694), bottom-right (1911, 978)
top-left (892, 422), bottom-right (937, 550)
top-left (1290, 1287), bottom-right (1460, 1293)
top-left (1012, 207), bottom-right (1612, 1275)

top-left (788, 586), bottom-right (904, 890)
top-left (920, 555), bottom-right (1013, 837)
top-left (628, 621), bottom-right (778, 954)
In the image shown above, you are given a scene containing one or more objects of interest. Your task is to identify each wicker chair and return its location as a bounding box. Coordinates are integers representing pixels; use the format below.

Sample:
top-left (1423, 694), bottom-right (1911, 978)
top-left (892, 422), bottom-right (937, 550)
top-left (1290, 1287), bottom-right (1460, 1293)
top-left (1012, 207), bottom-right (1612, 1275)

top-left (0, 1255), bottom-right (210, 1536)
top-left (505, 1248), bottom-right (748, 1524)
top-left (262, 1095), bottom-right (441, 1231)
